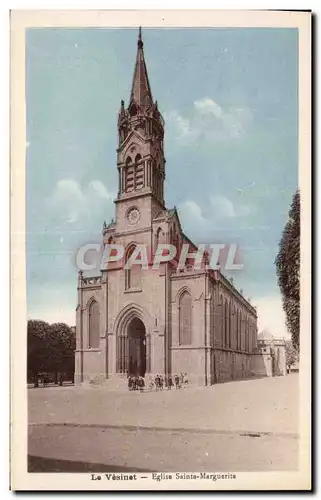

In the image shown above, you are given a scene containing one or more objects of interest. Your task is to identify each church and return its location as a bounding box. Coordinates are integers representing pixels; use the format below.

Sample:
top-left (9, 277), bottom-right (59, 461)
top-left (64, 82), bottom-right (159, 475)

top-left (75, 29), bottom-right (259, 387)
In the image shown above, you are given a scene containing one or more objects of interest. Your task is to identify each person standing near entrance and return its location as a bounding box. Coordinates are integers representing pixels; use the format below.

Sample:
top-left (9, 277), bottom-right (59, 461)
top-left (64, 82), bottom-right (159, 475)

top-left (174, 374), bottom-right (180, 389)
top-left (168, 376), bottom-right (173, 390)
top-left (139, 376), bottom-right (145, 393)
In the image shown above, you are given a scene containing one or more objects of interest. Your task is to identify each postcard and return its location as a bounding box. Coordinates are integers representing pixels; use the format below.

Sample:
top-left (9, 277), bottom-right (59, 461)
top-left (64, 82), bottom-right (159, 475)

top-left (10, 9), bottom-right (311, 491)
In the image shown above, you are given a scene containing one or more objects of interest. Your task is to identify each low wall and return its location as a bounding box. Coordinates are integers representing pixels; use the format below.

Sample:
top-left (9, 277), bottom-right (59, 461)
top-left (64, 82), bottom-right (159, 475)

top-left (214, 349), bottom-right (252, 383)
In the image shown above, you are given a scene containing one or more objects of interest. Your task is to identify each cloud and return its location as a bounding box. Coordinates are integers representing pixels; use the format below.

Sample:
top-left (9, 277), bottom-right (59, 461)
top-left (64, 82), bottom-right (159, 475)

top-left (178, 196), bottom-right (253, 238)
top-left (54, 179), bottom-right (84, 202)
top-left (165, 97), bottom-right (253, 145)
top-left (164, 110), bottom-right (196, 141)
top-left (88, 180), bottom-right (114, 200)
top-left (194, 97), bottom-right (223, 119)
top-left (178, 200), bottom-right (208, 228)
top-left (48, 178), bottom-right (115, 226)
top-left (210, 195), bottom-right (236, 218)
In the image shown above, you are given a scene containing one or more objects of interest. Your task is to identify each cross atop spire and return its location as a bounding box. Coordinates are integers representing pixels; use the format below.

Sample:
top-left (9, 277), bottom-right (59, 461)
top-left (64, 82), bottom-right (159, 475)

top-left (138, 26), bottom-right (143, 47)
top-left (129, 27), bottom-right (153, 110)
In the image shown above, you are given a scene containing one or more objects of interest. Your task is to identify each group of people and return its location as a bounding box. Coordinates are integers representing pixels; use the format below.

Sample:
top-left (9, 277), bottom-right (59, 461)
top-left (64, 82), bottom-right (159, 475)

top-left (127, 373), bottom-right (188, 392)
top-left (127, 375), bottom-right (145, 392)
top-left (152, 372), bottom-right (189, 391)
top-left (39, 373), bottom-right (64, 387)
top-left (170, 373), bottom-right (188, 390)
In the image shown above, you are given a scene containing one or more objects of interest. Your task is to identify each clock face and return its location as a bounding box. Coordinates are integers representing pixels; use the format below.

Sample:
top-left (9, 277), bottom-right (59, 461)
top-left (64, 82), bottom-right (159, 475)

top-left (127, 207), bottom-right (140, 225)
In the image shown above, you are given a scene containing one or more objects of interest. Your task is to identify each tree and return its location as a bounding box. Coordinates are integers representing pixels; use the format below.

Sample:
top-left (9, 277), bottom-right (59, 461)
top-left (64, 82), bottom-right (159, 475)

top-left (28, 320), bottom-right (76, 387)
top-left (27, 319), bottom-right (51, 387)
top-left (275, 190), bottom-right (300, 350)
top-left (285, 339), bottom-right (299, 372)
top-left (48, 323), bottom-right (76, 383)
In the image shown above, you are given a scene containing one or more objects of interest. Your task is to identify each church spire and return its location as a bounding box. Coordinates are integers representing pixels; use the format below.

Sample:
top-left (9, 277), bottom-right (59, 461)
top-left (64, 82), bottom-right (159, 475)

top-left (117, 28), bottom-right (165, 207)
top-left (130, 27), bottom-right (153, 110)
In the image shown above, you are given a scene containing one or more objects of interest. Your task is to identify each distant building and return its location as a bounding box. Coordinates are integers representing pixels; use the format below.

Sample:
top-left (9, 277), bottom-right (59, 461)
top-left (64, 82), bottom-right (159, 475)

top-left (251, 331), bottom-right (286, 377)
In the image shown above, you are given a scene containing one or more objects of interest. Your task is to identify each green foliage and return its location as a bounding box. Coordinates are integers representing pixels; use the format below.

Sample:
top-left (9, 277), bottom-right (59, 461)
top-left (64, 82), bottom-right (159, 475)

top-left (275, 190), bottom-right (300, 350)
top-left (27, 319), bottom-right (51, 387)
top-left (49, 322), bottom-right (76, 376)
top-left (27, 320), bottom-right (76, 386)
top-left (285, 339), bottom-right (299, 369)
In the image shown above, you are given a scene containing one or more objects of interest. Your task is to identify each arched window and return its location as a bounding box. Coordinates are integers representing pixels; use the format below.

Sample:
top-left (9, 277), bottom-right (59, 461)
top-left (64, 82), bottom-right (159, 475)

top-left (231, 306), bottom-right (235, 348)
top-left (240, 313), bottom-right (244, 351)
top-left (125, 156), bottom-right (134, 192)
top-left (225, 300), bottom-right (229, 347)
top-left (179, 291), bottom-right (192, 345)
top-left (125, 245), bottom-right (141, 290)
top-left (154, 227), bottom-right (162, 251)
top-left (236, 310), bottom-right (241, 351)
top-left (134, 154), bottom-right (144, 190)
top-left (88, 300), bottom-right (100, 348)
top-left (236, 310), bottom-right (239, 350)
top-left (172, 226), bottom-right (179, 258)
top-left (245, 317), bottom-right (249, 352)
top-left (170, 228), bottom-right (173, 244)
top-left (220, 296), bottom-right (224, 346)
top-left (129, 103), bottom-right (138, 117)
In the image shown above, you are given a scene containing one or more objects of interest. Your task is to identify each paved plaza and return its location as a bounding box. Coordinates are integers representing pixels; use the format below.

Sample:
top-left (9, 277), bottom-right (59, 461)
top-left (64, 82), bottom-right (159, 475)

top-left (28, 374), bottom-right (299, 472)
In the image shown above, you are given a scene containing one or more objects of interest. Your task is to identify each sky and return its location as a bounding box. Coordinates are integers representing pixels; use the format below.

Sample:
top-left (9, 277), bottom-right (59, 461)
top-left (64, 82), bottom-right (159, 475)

top-left (26, 27), bottom-right (298, 336)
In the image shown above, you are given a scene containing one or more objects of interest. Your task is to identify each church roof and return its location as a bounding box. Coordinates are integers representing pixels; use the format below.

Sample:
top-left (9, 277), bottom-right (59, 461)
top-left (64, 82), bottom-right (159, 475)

top-left (153, 207), bottom-right (176, 220)
top-left (130, 28), bottom-right (153, 110)
top-left (181, 232), bottom-right (197, 249)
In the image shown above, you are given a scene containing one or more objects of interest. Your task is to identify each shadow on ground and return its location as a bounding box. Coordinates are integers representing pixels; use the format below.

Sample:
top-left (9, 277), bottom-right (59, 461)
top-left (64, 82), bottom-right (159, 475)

top-left (28, 455), bottom-right (154, 473)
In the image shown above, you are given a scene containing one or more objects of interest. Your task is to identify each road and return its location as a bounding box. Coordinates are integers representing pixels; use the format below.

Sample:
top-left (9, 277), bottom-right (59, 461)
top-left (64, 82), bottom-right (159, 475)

top-left (28, 374), bottom-right (299, 472)
top-left (29, 423), bottom-right (298, 472)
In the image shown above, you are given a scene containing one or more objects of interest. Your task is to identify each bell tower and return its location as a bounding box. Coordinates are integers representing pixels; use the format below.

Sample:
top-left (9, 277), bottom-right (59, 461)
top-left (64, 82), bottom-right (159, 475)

top-left (115, 28), bottom-right (166, 231)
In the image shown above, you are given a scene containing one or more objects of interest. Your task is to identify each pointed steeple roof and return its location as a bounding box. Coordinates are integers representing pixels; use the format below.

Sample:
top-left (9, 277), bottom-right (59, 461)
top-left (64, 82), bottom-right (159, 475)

top-left (130, 27), bottom-right (153, 110)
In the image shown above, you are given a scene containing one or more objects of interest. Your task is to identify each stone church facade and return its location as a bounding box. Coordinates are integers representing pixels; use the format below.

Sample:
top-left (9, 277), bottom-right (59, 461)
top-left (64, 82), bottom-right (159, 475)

top-left (75, 29), bottom-right (260, 387)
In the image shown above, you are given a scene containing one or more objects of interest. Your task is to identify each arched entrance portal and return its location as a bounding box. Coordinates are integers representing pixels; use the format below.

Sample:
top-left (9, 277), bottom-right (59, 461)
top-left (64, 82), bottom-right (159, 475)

top-left (128, 317), bottom-right (146, 377)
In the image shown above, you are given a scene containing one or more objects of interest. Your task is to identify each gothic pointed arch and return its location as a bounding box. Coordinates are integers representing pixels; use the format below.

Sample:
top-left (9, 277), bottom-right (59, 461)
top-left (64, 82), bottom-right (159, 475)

top-left (125, 243), bottom-right (141, 290)
top-left (245, 316), bottom-right (249, 352)
top-left (113, 302), bottom-right (152, 375)
top-left (232, 305), bottom-right (235, 349)
top-left (87, 297), bottom-right (100, 348)
top-left (154, 226), bottom-right (162, 251)
top-left (219, 295), bottom-right (224, 346)
top-left (237, 309), bottom-right (241, 350)
top-left (179, 290), bottom-right (192, 346)
top-left (240, 312), bottom-right (244, 351)
top-left (175, 285), bottom-right (193, 304)
top-left (224, 299), bottom-right (229, 347)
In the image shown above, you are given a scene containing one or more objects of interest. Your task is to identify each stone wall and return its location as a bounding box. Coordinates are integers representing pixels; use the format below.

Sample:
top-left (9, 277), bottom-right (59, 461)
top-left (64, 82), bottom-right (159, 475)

top-left (214, 349), bottom-right (252, 383)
